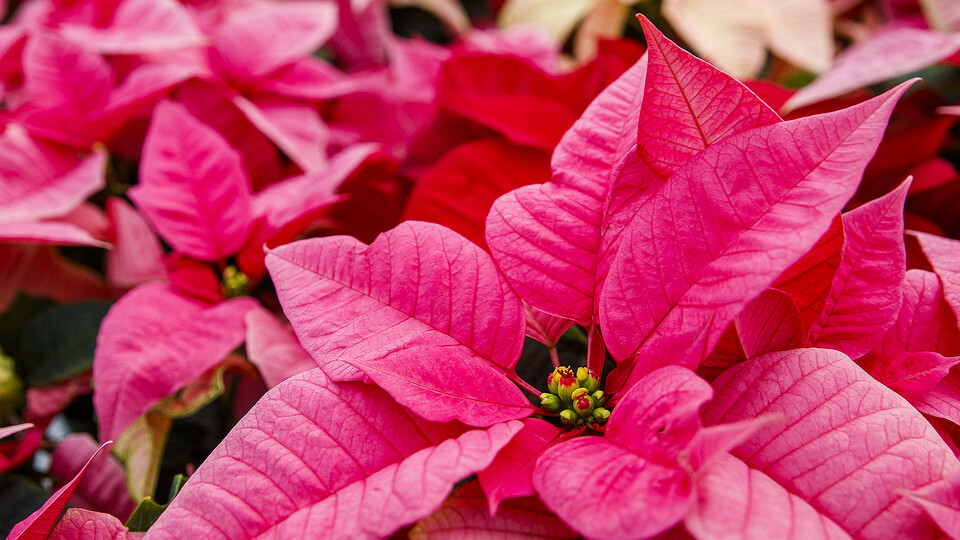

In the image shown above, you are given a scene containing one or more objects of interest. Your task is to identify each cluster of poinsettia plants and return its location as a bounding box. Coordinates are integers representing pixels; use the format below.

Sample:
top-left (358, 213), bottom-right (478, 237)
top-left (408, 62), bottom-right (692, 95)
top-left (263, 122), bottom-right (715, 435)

top-left (4, 0), bottom-right (960, 537)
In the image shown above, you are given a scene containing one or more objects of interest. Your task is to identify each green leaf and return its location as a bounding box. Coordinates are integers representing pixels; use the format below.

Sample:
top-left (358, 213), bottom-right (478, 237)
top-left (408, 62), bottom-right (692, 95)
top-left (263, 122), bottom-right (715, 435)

top-left (19, 300), bottom-right (113, 386)
top-left (125, 473), bottom-right (188, 532)
top-left (0, 294), bottom-right (54, 364)
top-left (115, 413), bottom-right (172, 502)
top-left (0, 474), bottom-right (50, 537)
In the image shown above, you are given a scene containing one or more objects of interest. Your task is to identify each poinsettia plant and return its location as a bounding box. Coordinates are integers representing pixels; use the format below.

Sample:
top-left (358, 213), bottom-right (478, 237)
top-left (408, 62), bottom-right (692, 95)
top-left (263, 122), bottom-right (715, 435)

top-left (3, 0), bottom-right (960, 538)
top-left (83, 16), bottom-right (956, 539)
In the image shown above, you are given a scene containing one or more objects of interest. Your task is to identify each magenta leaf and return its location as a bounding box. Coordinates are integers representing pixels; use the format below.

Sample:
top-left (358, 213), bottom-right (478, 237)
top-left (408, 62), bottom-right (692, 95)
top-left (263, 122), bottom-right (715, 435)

top-left (128, 101), bottom-right (253, 262)
top-left (8, 441), bottom-right (113, 540)
top-left (329, 0), bottom-right (391, 69)
top-left (0, 221), bottom-right (108, 247)
top-left (343, 348), bottom-right (533, 426)
top-left (50, 433), bottom-right (136, 520)
top-left (534, 367), bottom-right (710, 539)
top-left (534, 436), bottom-right (691, 540)
top-left (404, 138), bottom-right (552, 251)
top-left (0, 426), bottom-right (39, 475)
top-left (266, 221), bottom-right (525, 380)
top-left (93, 283), bottom-right (256, 440)
top-left (600, 81), bottom-right (914, 362)
top-left (411, 481), bottom-right (576, 539)
top-left (807, 178), bottom-right (910, 358)
top-left (249, 144), bottom-right (374, 234)
top-left (635, 15), bottom-right (781, 180)
top-left (264, 422), bottom-right (520, 537)
top-left (704, 348), bottom-right (960, 538)
top-left (699, 324), bottom-right (749, 377)
top-left (861, 350), bottom-right (960, 402)
top-left (681, 416), bottom-right (779, 473)
top-left (485, 55), bottom-right (649, 326)
top-left (915, 231), bottom-right (960, 325)
top-left (230, 93), bottom-right (329, 173)
top-left (244, 306), bottom-right (316, 389)
top-left (774, 214), bottom-right (845, 335)
top-left (875, 269), bottom-right (960, 356)
top-left (102, 63), bottom-right (199, 119)
top-left (735, 288), bottom-right (804, 359)
top-left (212, 1), bottom-right (338, 82)
top-left (258, 57), bottom-right (368, 101)
top-left (175, 80), bottom-right (285, 190)
top-left (605, 326), bottom-right (710, 394)
top-left (486, 18), bottom-right (770, 330)
top-left (904, 472), bottom-right (960, 538)
top-left (47, 508), bottom-right (133, 540)
top-left (918, 373), bottom-right (960, 426)
top-left (0, 423), bottom-right (32, 440)
top-left (787, 27), bottom-right (960, 110)
top-left (523, 305), bottom-right (573, 348)
top-left (606, 366), bottom-right (712, 457)
top-left (146, 368), bottom-right (520, 539)
top-left (22, 33), bottom-right (110, 115)
top-left (237, 144), bottom-right (374, 278)
top-left (0, 127), bottom-right (106, 223)
top-left (476, 418), bottom-right (562, 513)
top-left (57, 0), bottom-right (205, 54)
top-left (105, 198), bottom-right (166, 289)
top-left (686, 454), bottom-right (850, 540)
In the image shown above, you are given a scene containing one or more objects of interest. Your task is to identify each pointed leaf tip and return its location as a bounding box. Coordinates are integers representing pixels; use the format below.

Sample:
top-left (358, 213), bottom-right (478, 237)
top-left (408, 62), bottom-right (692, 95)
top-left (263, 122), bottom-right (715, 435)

top-left (267, 222), bottom-right (526, 388)
top-left (807, 176), bottom-right (911, 358)
top-left (0, 423), bottom-right (33, 440)
top-left (8, 441), bottom-right (114, 539)
top-left (706, 348), bottom-right (960, 538)
top-left (600, 76), bottom-right (919, 363)
top-left (129, 101), bottom-right (252, 262)
top-left (635, 13), bottom-right (781, 179)
top-left (147, 369), bottom-right (521, 539)
top-left (485, 54), bottom-right (653, 326)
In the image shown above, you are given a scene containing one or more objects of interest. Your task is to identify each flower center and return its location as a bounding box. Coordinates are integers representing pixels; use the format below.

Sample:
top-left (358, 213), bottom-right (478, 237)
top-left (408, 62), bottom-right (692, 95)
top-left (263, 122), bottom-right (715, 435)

top-left (540, 366), bottom-right (610, 428)
top-left (221, 265), bottom-right (250, 298)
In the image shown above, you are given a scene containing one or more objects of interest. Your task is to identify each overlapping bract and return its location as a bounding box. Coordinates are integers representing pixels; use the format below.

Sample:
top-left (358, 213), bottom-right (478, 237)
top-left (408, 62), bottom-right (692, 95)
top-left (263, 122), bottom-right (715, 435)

top-left (152, 16), bottom-right (958, 540)
top-left (5, 2), bottom-right (960, 540)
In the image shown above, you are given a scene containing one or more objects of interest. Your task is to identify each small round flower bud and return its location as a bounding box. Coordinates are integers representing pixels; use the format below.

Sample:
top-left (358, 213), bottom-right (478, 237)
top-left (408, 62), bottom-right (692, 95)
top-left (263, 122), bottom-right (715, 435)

top-left (571, 387), bottom-right (588, 401)
top-left (591, 390), bottom-right (604, 404)
top-left (546, 373), bottom-right (558, 394)
top-left (0, 351), bottom-right (23, 417)
top-left (573, 394), bottom-right (595, 417)
top-left (540, 393), bottom-right (562, 411)
top-left (221, 265), bottom-right (249, 298)
top-left (552, 367), bottom-right (579, 404)
top-left (592, 407), bottom-right (611, 423)
top-left (576, 367), bottom-right (600, 393)
top-left (560, 409), bottom-right (579, 425)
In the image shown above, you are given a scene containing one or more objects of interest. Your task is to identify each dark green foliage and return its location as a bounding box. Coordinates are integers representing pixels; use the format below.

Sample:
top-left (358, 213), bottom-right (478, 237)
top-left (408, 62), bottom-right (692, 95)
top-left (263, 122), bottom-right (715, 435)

top-left (0, 475), bottom-right (50, 537)
top-left (125, 474), bottom-right (188, 532)
top-left (19, 300), bottom-right (113, 386)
